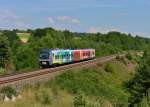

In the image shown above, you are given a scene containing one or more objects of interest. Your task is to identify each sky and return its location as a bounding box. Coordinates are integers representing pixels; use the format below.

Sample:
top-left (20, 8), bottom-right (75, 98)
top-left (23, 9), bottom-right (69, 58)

top-left (0, 0), bottom-right (150, 37)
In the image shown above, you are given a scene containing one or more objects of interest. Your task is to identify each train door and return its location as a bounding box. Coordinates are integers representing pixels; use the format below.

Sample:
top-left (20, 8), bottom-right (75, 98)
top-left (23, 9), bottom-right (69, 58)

top-left (74, 50), bottom-right (80, 62)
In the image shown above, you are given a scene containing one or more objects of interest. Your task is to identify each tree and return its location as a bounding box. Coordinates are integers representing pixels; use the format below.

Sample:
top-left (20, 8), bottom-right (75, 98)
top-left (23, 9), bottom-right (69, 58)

top-left (2, 30), bottom-right (20, 46)
top-left (127, 49), bottom-right (150, 106)
top-left (0, 35), bottom-right (10, 68)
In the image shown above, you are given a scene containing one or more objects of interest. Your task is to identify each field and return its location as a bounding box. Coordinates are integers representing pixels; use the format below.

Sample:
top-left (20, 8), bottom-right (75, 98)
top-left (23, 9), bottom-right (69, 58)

top-left (0, 57), bottom-right (137, 107)
top-left (17, 33), bottom-right (31, 43)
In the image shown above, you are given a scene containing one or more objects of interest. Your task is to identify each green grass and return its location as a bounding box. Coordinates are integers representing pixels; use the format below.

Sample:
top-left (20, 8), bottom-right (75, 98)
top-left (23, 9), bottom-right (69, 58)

top-left (0, 68), bottom-right (7, 75)
top-left (50, 61), bottom-right (133, 105)
top-left (0, 59), bottom-right (136, 107)
top-left (17, 33), bottom-right (31, 43)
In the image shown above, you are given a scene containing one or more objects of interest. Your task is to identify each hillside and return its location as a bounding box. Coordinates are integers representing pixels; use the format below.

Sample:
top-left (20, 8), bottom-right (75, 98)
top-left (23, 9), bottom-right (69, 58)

top-left (0, 56), bottom-right (138, 107)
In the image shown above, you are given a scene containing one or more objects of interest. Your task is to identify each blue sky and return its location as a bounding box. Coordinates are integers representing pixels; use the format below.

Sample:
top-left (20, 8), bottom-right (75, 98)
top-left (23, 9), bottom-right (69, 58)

top-left (0, 0), bottom-right (150, 37)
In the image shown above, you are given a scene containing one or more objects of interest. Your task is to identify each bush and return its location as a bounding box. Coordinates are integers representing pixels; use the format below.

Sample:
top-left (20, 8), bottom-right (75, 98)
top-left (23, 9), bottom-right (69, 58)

top-left (35, 90), bottom-right (51, 105)
top-left (126, 53), bottom-right (133, 60)
top-left (0, 68), bottom-right (7, 75)
top-left (74, 91), bottom-right (86, 107)
top-left (127, 50), bottom-right (150, 106)
top-left (104, 64), bottom-right (114, 73)
top-left (136, 97), bottom-right (149, 107)
top-left (0, 86), bottom-right (16, 99)
top-left (0, 35), bottom-right (10, 68)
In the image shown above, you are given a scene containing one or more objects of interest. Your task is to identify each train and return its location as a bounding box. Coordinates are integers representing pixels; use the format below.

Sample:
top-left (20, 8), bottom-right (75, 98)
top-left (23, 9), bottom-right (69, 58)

top-left (39, 49), bottom-right (95, 68)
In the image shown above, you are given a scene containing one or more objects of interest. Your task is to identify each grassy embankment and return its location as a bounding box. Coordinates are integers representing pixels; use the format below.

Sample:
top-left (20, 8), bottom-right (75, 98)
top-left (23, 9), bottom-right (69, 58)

top-left (0, 55), bottom-right (139, 107)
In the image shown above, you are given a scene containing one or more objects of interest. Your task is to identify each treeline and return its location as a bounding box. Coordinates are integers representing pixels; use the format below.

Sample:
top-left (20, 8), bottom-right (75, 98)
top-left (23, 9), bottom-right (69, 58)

top-left (0, 30), bottom-right (20, 72)
top-left (0, 27), bottom-right (150, 72)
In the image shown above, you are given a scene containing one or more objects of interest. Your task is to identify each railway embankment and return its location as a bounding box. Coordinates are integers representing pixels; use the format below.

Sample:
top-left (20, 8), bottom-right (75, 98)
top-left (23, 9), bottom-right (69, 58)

top-left (0, 54), bottom-right (139, 107)
top-left (0, 54), bottom-right (120, 89)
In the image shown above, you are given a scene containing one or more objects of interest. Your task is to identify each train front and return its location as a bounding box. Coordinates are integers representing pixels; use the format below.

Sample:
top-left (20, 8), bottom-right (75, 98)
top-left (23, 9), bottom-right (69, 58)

top-left (39, 49), bottom-right (53, 68)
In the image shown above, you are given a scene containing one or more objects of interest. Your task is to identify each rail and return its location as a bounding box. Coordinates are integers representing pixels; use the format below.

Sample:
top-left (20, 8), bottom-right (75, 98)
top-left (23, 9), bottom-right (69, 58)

top-left (0, 54), bottom-right (123, 86)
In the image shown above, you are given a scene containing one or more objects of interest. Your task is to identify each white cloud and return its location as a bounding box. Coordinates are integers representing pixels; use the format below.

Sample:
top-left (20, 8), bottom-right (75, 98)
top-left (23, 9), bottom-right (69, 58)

top-left (88, 27), bottom-right (119, 34)
top-left (0, 10), bottom-right (29, 29)
top-left (48, 17), bottom-right (54, 24)
top-left (57, 16), bottom-right (80, 25)
top-left (71, 19), bottom-right (80, 24)
top-left (88, 27), bottom-right (150, 37)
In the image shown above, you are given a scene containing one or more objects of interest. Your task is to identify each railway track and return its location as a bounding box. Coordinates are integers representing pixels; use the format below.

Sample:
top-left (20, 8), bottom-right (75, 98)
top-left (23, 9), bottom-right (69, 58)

top-left (0, 54), bottom-right (122, 87)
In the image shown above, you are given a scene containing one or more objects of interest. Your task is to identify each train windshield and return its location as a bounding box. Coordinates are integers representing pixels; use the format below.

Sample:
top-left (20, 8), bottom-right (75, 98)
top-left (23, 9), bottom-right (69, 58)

top-left (40, 51), bottom-right (49, 59)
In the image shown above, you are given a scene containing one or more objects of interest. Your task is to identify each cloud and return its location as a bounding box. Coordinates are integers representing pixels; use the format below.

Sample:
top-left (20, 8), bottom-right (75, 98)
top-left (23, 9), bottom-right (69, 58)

top-left (0, 10), bottom-right (29, 29)
top-left (48, 17), bottom-right (54, 24)
top-left (57, 16), bottom-right (80, 25)
top-left (47, 16), bottom-right (81, 31)
top-left (88, 27), bottom-right (150, 37)
top-left (88, 27), bottom-right (119, 33)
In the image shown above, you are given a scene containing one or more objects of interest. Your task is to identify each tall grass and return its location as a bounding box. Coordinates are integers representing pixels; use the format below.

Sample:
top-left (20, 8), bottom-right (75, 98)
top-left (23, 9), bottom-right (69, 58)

top-left (46, 61), bottom-right (134, 106)
top-left (0, 60), bottom-right (136, 107)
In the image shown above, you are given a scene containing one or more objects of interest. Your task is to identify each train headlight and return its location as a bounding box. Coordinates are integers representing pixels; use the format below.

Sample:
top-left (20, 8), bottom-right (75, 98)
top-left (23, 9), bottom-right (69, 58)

top-left (42, 62), bottom-right (47, 65)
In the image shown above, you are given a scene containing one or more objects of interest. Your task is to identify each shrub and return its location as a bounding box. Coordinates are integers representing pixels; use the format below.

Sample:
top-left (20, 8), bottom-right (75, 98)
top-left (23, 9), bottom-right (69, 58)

top-left (104, 64), bottom-right (114, 73)
top-left (126, 53), bottom-right (132, 60)
top-left (35, 90), bottom-right (51, 105)
top-left (0, 86), bottom-right (16, 99)
top-left (74, 91), bottom-right (86, 107)
top-left (136, 97), bottom-right (149, 107)
top-left (0, 68), bottom-right (7, 75)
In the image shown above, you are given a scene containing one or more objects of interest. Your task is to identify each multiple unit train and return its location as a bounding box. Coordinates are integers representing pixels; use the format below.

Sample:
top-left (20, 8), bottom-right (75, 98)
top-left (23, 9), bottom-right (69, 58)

top-left (39, 49), bottom-right (95, 68)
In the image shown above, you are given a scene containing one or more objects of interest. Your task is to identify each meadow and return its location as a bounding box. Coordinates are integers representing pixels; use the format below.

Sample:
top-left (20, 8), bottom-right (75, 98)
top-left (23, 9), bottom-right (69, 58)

top-left (16, 33), bottom-right (31, 43)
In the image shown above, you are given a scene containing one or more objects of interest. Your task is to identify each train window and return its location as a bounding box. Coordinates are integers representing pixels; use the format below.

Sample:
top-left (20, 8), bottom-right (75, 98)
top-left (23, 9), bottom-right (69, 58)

top-left (67, 54), bottom-right (69, 59)
top-left (71, 54), bottom-right (73, 58)
top-left (55, 55), bottom-right (59, 59)
top-left (64, 53), bottom-right (67, 58)
top-left (76, 54), bottom-right (80, 59)
top-left (83, 52), bottom-right (85, 56)
top-left (63, 54), bottom-right (66, 58)
top-left (76, 54), bottom-right (77, 58)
